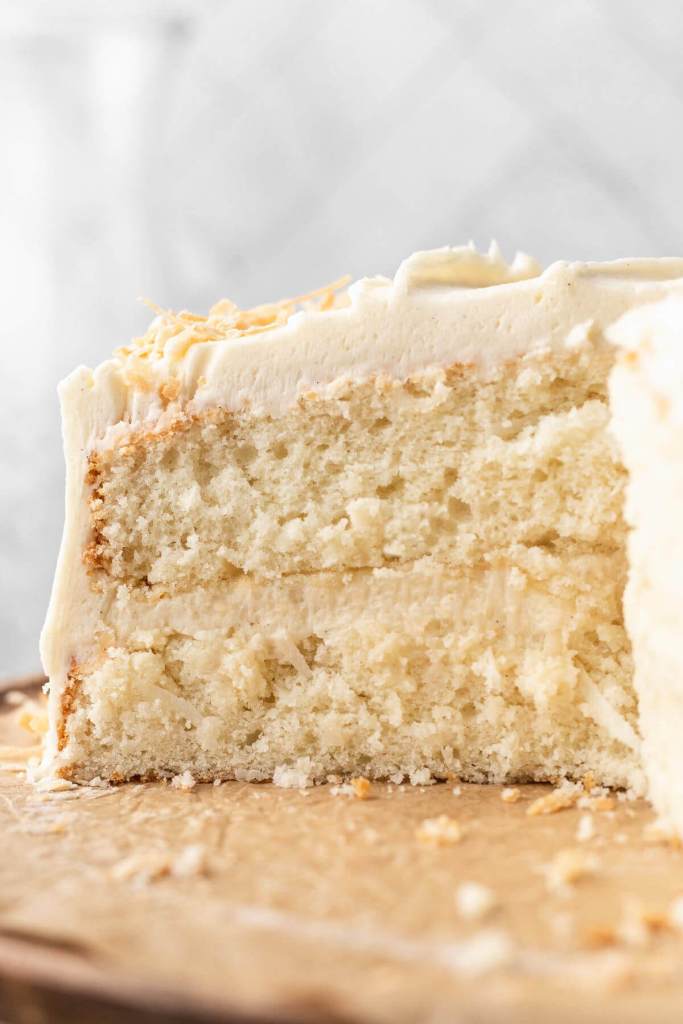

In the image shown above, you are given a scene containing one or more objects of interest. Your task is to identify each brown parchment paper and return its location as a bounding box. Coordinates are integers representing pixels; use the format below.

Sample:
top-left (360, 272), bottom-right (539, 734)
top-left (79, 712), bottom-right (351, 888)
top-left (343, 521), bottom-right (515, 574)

top-left (3, 681), bottom-right (683, 1024)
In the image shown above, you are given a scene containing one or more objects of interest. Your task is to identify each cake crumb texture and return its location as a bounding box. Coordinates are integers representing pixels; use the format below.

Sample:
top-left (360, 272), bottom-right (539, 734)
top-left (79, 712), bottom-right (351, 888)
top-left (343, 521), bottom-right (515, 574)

top-left (57, 343), bottom-right (640, 789)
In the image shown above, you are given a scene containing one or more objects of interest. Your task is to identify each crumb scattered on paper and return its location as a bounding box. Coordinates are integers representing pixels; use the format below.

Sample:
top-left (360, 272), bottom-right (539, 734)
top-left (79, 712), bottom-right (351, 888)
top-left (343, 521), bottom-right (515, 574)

top-left (543, 848), bottom-right (598, 892)
top-left (527, 780), bottom-right (581, 816)
top-left (455, 882), bottom-right (497, 921)
top-left (578, 795), bottom-right (615, 812)
top-left (416, 815), bottom-right (462, 845)
top-left (330, 777), bottom-right (372, 799)
top-left (576, 814), bottom-right (595, 843)
top-left (111, 844), bottom-right (208, 885)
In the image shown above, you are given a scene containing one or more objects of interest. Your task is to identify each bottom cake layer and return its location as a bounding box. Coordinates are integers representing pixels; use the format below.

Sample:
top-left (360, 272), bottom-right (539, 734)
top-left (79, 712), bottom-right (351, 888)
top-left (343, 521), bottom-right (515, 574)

top-left (52, 553), bottom-right (643, 789)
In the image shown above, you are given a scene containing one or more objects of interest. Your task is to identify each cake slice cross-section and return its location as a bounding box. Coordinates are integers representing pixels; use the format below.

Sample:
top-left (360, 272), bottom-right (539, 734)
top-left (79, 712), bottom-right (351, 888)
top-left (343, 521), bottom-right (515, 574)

top-left (40, 244), bottom-right (683, 791)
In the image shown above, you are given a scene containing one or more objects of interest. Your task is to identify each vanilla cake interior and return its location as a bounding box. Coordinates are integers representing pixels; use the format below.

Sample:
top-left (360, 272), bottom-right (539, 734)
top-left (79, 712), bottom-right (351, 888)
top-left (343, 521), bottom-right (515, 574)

top-left (40, 245), bottom-right (683, 800)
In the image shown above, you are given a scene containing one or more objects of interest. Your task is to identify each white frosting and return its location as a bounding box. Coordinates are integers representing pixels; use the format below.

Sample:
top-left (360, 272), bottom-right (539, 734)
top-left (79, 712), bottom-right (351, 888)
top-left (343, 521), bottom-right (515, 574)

top-left (609, 298), bottom-right (683, 829)
top-left (40, 245), bottom-right (683, 773)
top-left (608, 296), bottom-right (683, 425)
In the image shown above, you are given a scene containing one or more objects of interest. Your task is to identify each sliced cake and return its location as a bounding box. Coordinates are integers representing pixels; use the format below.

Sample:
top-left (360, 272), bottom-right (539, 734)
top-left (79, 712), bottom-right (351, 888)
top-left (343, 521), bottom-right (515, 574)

top-left (40, 244), bottom-right (683, 794)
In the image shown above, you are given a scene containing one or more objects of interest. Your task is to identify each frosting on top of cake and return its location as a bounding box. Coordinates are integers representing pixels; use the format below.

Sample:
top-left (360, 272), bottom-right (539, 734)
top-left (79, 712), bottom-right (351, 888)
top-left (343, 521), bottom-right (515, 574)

top-left (66, 243), bottom-right (683, 444)
top-left (116, 243), bottom-right (538, 377)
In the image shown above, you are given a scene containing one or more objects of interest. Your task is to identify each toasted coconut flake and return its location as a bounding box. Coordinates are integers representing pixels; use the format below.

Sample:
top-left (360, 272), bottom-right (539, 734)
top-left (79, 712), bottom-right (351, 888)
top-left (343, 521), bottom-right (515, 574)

top-left (121, 275), bottom-right (351, 369)
top-left (527, 783), bottom-right (580, 816)
top-left (350, 777), bottom-right (371, 799)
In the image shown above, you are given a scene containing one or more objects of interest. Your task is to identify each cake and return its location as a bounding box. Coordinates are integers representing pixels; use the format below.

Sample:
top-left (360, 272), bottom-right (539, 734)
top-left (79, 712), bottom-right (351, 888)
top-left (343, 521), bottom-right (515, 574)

top-left (39, 244), bottom-right (683, 806)
top-left (609, 298), bottom-right (683, 833)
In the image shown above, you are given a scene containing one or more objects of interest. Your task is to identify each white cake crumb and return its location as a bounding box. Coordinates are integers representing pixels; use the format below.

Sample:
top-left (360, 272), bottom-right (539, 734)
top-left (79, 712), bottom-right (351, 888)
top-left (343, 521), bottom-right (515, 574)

top-left (110, 843), bottom-right (208, 885)
top-left (409, 768), bottom-right (434, 786)
top-left (455, 882), bottom-right (497, 921)
top-left (171, 843), bottom-right (208, 879)
top-left (501, 787), bottom-right (521, 803)
top-left (576, 814), bottom-right (595, 842)
top-left (416, 815), bottom-right (463, 845)
top-left (171, 770), bottom-right (196, 791)
top-left (330, 777), bottom-right (371, 799)
top-left (451, 786), bottom-right (462, 797)
top-left (543, 848), bottom-right (598, 893)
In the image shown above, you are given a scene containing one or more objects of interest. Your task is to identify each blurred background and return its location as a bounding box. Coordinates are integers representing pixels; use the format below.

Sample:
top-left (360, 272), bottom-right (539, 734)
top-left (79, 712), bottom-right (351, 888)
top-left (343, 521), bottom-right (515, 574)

top-left (1, 0), bottom-right (682, 679)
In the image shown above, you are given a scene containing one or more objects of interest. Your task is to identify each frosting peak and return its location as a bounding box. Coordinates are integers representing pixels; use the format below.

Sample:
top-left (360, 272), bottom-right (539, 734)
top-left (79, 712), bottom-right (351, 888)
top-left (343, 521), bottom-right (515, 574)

top-left (394, 242), bottom-right (542, 292)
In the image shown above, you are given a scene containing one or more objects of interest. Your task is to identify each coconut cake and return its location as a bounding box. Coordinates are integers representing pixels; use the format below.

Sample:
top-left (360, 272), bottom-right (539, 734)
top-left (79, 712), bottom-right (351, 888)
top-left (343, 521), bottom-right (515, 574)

top-left (39, 244), bottom-right (683, 808)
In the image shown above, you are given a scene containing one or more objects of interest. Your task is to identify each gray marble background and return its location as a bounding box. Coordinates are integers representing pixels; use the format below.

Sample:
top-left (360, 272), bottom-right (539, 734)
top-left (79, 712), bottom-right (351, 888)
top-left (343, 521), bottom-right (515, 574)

top-left (2, 0), bottom-right (683, 679)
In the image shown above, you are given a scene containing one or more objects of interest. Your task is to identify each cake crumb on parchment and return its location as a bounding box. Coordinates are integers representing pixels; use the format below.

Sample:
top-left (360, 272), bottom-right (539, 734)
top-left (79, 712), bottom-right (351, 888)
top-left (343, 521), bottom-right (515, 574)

top-left (111, 843), bottom-right (208, 885)
top-left (542, 848), bottom-right (598, 892)
top-left (455, 882), bottom-right (497, 921)
top-left (527, 781), bottom-right (582, 816)
top-left (576, 813), bottom-right (595, 842)
top-left (330, 776), bottom-right (372, 799)
top-left (416, 815), bottom-right (463, 845)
